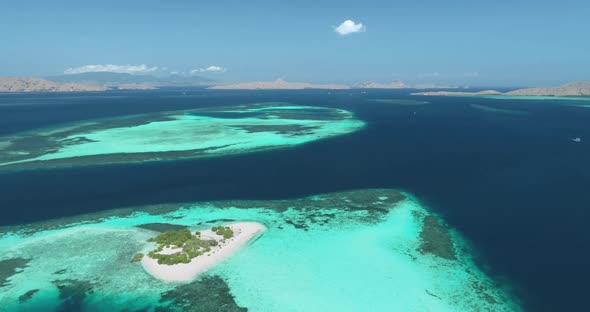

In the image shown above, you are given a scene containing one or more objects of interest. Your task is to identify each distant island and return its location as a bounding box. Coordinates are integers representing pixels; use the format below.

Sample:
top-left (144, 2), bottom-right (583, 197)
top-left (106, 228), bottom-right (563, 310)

top-left (139, 222), bottom-right (266, 282)
top-left (0, 73), bottom-right (216, 93)
top-left (210, 79), bottom-right (457, 90)
top-left (353, 81), bottom-right (408, 89)
top-left (412, 81), bottom-right (590, 97)
top-left (209, 79), bottom-right (350, 90)
top-left (412, 90), bottom-right (502, 96)
top-left (47, 72), bottom-right (214, 90)
top-left (503, 81), bottom-right (590, 96)
top-left (114, 84), bottom-right (159, 90)
top-left (413, 84), bottom-right (458, 89)
top-left (8, 75), bottom-right (588, 96)
top-left (0, 75), bottom-right (464, 93)
top-left (0, 77), bottom-right (106, 93)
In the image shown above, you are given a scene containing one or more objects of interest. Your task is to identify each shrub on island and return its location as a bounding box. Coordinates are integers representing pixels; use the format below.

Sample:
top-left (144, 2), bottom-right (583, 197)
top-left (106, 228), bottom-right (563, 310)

top-left (211, 226), bottom-right (234, 239)
top-left (150, 252), bottom-right (191, 265)
top-left (147, 229), bottom-right (193, 247)
top-left (131, 253), bottom-right (144, 262)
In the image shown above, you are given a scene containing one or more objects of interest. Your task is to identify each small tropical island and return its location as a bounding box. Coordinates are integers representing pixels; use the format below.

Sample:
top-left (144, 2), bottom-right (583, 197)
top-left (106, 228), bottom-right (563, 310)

top-left (138, 222), bottom-right (266, 282)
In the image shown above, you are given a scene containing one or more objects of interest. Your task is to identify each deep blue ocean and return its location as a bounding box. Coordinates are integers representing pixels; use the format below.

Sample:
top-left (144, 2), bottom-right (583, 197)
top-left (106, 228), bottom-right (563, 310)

top-left (1, 88), bottom-right (589, 311)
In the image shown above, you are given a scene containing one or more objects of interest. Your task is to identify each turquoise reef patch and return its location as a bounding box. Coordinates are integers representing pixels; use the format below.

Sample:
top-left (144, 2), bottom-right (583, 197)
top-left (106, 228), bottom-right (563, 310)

top-left (0, 102), bottom-right (364, 169)
top-left (0, 189), bottom-right (521, 311)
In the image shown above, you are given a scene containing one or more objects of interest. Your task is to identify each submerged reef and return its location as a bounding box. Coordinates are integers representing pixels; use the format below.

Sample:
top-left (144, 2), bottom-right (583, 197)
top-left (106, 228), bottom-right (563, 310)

top-left (0, 258), bottom-right (30, 288)
top-left (417, 215), bottom-right (457, 260)
top-left (470, 104), bottom-right (528, 116)
top-left (158, 276), bottom-right (246, 312)
top-left (135, 223), bottom-right (188, 233)
top-left (18, 289), bottom-right (39, 303)
top-left (0, 102), bottom-right (364, 170)
top-left (52, 279), bottom-right (97, 312)
top-left (0, 189), bottom-right (521, 311)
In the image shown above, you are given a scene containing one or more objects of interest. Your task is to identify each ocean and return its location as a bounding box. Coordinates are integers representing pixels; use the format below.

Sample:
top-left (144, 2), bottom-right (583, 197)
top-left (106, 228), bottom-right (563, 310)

top-left (1, 88), bottom-right (589, 311)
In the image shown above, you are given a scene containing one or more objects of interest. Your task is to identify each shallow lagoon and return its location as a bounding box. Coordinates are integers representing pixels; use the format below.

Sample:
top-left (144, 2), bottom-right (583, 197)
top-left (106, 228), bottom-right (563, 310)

top-left (0, 189), bottom-right (520, 311)
top-left (0, 102), bottom-right (364, 169)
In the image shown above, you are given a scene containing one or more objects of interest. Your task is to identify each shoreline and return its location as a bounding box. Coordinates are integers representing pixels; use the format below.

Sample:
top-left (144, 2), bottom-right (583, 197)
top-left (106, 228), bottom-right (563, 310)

top-left (141, 222), bottom-right (266, 282)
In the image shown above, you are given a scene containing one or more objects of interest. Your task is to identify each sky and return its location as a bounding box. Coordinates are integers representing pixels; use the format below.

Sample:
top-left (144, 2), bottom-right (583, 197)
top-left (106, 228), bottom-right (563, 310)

top-left (1, 0), bottom-right (589, 86)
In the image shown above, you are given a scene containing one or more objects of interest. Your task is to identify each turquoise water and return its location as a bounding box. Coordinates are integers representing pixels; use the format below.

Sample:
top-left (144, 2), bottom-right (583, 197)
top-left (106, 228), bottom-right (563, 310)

top-left (0, 189), bottom-right (520, 311)
top-left (0, 103), bottom-right (364, 169)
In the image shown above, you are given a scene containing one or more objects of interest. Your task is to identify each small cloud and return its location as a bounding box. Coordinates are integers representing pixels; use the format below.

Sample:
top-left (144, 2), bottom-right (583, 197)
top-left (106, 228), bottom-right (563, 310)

top-left (191, 66), bottom-right (226, 74)
top-left (64, 64), bottom-right (158, 75)
top-left (335, 19), bottom-right (365, 36)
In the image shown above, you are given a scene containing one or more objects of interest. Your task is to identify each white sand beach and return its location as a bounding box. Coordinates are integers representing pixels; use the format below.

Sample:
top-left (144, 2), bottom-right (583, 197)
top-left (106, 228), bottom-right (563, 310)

top-left (141, 222), bottom-right (266, 282)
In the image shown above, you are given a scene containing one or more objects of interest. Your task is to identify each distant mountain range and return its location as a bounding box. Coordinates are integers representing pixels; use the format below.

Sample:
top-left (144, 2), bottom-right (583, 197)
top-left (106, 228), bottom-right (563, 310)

top-left (0, 77), bottom-right (456, 92)
top-left (45, 72), bottom-right (215, 89)
top-left (411, 90), bottom-right (502, 96)
top-left (5, 74), bottom-right (588, 95)
top-left (504, 81), bottom-right (590, 96)
top-left (0, 73), bottom-right (215, 93)
top-left (0, 77), bottom-right (106, 92)
top-left (209, 79), bottom-right (350, 90)
top-left (0, 72), bottom-right (463, 92)
top-left (210, 79), bottom-right (456, 90)
top-left (412, 82), bottom-right (590, 97)
top-left (352, 81), bottom-right (408, 89)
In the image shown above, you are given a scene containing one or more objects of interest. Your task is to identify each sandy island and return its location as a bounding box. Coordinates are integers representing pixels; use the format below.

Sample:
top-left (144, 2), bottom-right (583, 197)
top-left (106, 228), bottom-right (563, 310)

top-left (141, 222), bottom-right (266, 282)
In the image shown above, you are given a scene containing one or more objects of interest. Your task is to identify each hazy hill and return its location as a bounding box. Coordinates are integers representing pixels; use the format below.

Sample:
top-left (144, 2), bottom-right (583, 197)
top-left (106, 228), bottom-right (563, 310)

top-left (353, 81), bottom-right (408, 89)
top-left (46, 72), bottom-right (215, 88)
top-left (0, 77), bottom-right (106, 92)
top-left (505, 81), bottom-right (590, 96)
top-left (209, 79), bottom-right (350, 90)
top-left (412, 82), bottom-right (590, 97)
top-left (411, 90), bottom-right (502, 96)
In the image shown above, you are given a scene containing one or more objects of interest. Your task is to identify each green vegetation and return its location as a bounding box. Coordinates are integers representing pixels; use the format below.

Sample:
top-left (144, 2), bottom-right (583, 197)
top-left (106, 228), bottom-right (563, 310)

top-left (131, 253), bottom-right (144, 263)
top-left (147, 229), bottom-right (192, 247)
top-left (183, 237), bottom-right (218, 258)
top-left (148, 251), bottom-right (191, 265)
top-left (212, 226), bottom-right (234, 239)
top-left (145, 227), bottom-right (227, 265)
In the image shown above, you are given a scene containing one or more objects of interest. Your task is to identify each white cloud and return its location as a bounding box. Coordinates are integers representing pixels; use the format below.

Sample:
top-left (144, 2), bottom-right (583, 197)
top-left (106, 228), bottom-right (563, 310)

top-left (64, 64), bottom-right (158, 75)
top-left (191, 66), bottom-right (226, 73)
top-left (335, 19), bottom-right (366, 36)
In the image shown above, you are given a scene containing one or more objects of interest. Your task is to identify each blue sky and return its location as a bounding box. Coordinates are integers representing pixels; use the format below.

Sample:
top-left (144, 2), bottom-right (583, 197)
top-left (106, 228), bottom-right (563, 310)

top-left (1, 0), bottom-right (589, 86)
